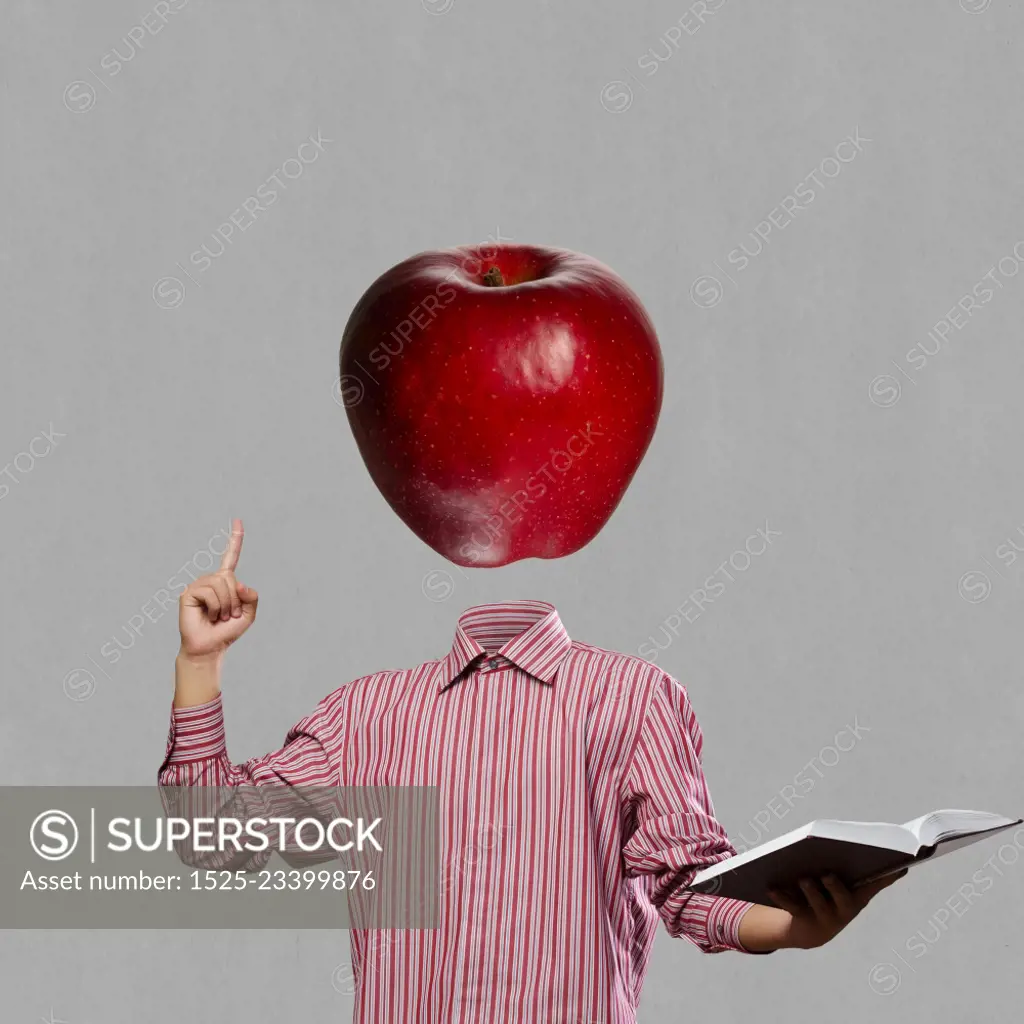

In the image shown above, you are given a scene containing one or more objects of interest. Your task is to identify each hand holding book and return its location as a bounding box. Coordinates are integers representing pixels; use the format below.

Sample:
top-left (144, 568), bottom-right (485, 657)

top-left (692, 808), bottom-right (1022, 908)
top-left (737, 868), bottom-right (909, 952)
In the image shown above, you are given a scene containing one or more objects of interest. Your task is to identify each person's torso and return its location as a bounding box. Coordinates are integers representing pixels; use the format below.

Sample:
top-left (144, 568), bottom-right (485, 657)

top-left (337, 642), bottom-right (662, 1024)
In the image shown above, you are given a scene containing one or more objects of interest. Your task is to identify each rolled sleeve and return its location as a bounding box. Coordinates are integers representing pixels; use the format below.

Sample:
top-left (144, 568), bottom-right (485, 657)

top-left (157, 688), bottom-right (345, 790)
top-left (621, 672), bottom-right (760, 954)
top-left (156, 688), bottom-right (348, 870)
top-left (706, 893), bottom-right (756, 951)
top-left (163, 695), bottom-right (227, 766)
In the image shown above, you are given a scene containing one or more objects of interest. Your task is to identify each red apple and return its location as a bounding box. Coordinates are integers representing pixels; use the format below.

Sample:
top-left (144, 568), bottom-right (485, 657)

top-left (338, 243), bottom-right (663, 567)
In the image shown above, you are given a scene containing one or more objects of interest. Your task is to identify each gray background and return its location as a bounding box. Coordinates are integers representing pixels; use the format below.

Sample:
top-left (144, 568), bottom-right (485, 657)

top-left (2, 0), bottom-right (1022, 1020)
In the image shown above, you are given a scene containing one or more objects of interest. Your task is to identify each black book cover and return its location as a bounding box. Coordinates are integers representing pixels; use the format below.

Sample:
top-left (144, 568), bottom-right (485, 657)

top-left (687, 837), bottom-right (925, 906)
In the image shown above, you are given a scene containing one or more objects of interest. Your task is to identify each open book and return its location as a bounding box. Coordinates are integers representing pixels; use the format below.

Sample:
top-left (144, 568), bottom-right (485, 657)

top-left (688, 809), bottom-right (1022, 907)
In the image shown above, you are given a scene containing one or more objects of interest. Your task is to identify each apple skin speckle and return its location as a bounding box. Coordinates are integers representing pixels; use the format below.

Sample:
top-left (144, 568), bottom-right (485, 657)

top-left (339, 242), bottom-right (663, 567)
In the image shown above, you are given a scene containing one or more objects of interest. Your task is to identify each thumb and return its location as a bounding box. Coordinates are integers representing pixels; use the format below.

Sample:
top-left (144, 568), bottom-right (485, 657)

top-left (237, 581), bottom-right (259, 615)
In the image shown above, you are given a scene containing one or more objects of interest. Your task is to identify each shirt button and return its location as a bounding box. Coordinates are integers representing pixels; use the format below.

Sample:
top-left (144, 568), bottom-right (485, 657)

top-left (488, 658), bottom-right (501, 670)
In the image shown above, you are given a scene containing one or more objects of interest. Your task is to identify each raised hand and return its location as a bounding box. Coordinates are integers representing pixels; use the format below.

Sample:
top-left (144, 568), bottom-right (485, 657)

top-left (178, 518), bottom-right (259, 661)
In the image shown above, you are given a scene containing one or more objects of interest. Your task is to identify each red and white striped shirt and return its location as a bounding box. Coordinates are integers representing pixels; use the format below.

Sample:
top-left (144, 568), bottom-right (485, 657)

top-left (160, 600), bottom-right (756, 1023)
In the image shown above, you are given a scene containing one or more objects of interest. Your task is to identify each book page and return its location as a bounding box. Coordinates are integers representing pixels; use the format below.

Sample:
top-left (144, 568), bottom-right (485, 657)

top-left (924, 821), bottom-right (1022, 862)
top-left (902, 810), bottom-right (1019, 847)
top-left (812, 819), bottom-right (918, 855)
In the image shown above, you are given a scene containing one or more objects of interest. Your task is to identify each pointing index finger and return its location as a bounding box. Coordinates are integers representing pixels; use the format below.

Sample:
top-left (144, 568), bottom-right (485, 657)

top-left (220, 518), bottom-right (244, 572)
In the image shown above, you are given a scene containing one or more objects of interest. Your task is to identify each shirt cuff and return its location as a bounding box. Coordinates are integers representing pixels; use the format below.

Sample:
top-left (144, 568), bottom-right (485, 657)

top-left (708, 897), bottom-right (770, 953)
top-left (164, 694), bottom-right (227, 765)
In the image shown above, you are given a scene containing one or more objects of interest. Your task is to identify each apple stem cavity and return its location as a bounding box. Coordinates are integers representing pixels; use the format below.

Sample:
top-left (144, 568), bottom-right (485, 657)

top-left (482, 266), bottom-right (505, 287)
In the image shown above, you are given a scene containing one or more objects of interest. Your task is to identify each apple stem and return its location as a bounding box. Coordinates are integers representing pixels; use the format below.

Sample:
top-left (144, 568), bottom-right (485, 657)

top-left (482, 266), bottom-right (505, 287)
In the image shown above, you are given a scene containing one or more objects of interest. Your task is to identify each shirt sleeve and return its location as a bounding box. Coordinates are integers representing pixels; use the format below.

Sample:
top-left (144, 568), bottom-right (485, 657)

top-left (621, 671), bottom-right (763, 954)
top-left (158, 692), bottom-right (342, 788)
top-left (157, 691), bottom-right (346, 870)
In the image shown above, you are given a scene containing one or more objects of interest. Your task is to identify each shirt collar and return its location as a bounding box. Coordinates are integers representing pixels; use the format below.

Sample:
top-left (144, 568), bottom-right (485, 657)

top-left (437, 600), bottom-right (572, 692)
